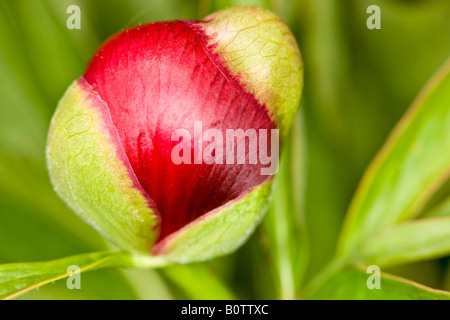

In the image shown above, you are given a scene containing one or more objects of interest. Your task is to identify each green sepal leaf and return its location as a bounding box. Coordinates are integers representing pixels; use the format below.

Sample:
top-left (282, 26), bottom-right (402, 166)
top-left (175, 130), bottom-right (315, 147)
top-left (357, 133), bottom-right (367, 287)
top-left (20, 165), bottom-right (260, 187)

top-left (154, 182), bottom-right (272, 262)
top-left (46, 79), bottom-right (160, 253)
top-left (201, 6), bottom-right (303, 136)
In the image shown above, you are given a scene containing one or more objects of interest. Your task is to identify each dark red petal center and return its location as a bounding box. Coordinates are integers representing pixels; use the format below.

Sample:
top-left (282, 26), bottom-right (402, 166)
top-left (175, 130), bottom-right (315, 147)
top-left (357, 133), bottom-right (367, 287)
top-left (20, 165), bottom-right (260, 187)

top-left (84, 21), bottom-right (275, 240)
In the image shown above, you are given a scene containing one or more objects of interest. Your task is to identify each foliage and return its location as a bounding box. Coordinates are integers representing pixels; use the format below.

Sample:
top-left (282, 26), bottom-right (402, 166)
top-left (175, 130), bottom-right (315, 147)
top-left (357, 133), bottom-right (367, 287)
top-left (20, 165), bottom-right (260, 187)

top-left (0, 0), bottom-right (449, 299)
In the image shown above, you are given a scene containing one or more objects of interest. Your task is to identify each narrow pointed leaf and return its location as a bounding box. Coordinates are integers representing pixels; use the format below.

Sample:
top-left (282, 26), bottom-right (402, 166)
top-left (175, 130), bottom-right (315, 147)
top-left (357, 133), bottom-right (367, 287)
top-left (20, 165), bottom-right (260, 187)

top-left (426, 197), bottom-right (450, 217)
top-left (338, 59), bottom-right (450, 256)
top-left (0, 251), bottom-right (169, 300)
top-left (359, 217), bottom-right (450, 267)
top-left (308, 266), bottom-right (450, 300)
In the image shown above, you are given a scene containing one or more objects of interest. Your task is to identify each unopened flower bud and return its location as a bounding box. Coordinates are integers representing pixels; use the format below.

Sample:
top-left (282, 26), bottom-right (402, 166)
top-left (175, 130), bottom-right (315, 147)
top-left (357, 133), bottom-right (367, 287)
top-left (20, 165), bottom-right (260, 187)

top-left (46, 6), bottom-right (303, 262)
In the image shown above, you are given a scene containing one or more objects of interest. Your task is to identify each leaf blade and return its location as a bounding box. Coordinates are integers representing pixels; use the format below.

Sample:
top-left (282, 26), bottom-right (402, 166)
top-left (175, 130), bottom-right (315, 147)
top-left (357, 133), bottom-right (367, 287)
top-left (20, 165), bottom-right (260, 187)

top-left (338, 59), bottom-right (450, 257)
top-left (426, 196), bottom-right (450, 218)
top-left (0, 251), bottom-right (132, 300)
top-left (359, 217), bottom-right (450, 267)
top-left (308, 266), bottom-right (450, 300)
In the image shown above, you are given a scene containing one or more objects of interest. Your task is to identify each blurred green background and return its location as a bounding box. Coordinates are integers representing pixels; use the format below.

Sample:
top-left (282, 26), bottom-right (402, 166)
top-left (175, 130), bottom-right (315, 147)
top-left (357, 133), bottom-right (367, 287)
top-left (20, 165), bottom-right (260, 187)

top-left (0, 0), bottom-right (449, 299)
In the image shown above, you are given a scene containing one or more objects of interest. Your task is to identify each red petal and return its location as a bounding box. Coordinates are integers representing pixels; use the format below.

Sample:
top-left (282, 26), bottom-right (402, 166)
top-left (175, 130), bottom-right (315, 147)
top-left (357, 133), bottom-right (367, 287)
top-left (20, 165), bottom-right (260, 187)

top-left (83, 21), bottom-right (275, 241)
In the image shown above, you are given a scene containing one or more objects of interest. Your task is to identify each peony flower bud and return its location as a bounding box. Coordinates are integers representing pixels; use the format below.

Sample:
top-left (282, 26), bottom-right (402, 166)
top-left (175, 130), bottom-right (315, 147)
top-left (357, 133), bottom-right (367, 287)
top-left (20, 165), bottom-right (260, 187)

top-left (46, 6), bottom-right (302, 262)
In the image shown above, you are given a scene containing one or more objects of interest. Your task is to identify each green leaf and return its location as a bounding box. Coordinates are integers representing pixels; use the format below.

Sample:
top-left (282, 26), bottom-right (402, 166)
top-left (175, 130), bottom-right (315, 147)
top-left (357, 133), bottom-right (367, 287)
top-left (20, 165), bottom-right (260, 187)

top-left (15, 269), bottom-right (142, 300)
top-left (338, 59), bottom-right (450, 257)
top-left (359, 217), bottom-right (450, 267)
top-left (307, 266), bottom-right (450, 300)
top-left (0, 251), bottom-right (170, 300)
top-left (426, 196), bottom-right (450, 217)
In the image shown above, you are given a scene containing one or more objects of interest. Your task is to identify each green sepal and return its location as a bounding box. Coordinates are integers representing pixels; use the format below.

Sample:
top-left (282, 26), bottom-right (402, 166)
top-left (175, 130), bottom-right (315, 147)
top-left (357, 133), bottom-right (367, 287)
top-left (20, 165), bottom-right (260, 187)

top-left (201, 6), bottom-right (303, 136)
top-left (154, 181), bottom-right (272, 262)
top-left (46, 78), bottom-right (160, 254)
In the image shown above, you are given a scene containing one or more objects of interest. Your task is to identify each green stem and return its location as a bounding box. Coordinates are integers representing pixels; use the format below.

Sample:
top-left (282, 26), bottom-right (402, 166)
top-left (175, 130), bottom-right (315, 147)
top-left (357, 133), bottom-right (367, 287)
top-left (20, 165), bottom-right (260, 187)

top-left (300, 255), bottom-right (347, 299)
top-left (128, 253), bottom-right (173, 269)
